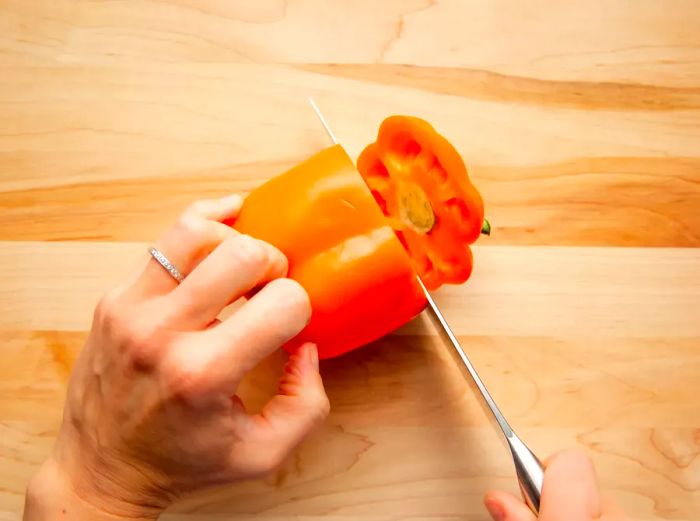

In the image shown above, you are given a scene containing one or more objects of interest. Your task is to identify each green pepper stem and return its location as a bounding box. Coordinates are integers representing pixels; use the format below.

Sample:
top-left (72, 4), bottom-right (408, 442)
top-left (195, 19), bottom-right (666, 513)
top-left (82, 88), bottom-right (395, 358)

top-left (481, 218), bottom-right (491, 236)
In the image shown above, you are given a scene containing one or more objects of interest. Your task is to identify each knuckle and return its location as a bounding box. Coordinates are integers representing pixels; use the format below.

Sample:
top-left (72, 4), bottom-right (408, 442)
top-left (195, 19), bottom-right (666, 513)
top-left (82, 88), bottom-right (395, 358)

top-left (161, 351), bottom-right (208, 402)
top-left (222, 234), bottom-right (268, 270)
top-left (186, 199), bottom-right (212, 216)
top-left (175, 212), bottom-right (208, 238)
top-left (93, 289), bottom-right (124, 331)
top-left (124, 327), bottom-right (161, 370)
top-left (239, 235), bottom-right (269, 267)
top-left (115, 314), bottom-right (163, 367)
top-left (94, 294), bottom-right (163, 370)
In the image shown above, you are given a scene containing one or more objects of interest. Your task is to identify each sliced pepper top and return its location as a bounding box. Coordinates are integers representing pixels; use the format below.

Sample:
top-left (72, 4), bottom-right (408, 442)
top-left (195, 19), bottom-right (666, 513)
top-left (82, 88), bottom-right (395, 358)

top-left (357, 116), bottom-right (485, 290)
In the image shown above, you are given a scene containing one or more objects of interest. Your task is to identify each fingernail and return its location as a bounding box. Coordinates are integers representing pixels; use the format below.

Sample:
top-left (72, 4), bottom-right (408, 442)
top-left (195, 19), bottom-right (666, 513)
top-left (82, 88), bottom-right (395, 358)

top-left (484, 499), bottom-right (506, 521)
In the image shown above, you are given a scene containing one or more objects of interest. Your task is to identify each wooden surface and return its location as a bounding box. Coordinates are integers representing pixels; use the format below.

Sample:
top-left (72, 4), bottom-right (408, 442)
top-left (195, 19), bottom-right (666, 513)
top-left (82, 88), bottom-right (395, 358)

top-left (1, 1), bottom-right (699, 520)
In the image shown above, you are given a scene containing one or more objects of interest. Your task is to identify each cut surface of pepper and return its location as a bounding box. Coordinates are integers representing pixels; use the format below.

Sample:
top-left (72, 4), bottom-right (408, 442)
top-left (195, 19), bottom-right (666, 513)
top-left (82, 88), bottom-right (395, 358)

top-left (357, 116), bottom-right (485, 290)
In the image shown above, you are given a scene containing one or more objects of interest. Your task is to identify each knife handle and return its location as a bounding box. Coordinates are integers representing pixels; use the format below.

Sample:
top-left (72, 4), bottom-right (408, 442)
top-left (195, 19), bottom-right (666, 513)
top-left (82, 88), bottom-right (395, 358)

top-left (507, 432), bottom-right (545, 513)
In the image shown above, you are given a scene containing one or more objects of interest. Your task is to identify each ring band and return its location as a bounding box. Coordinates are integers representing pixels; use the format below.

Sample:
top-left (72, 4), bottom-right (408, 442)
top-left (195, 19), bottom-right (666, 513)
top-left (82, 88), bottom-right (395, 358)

top-left (148, 247), bottom-right (185, 283)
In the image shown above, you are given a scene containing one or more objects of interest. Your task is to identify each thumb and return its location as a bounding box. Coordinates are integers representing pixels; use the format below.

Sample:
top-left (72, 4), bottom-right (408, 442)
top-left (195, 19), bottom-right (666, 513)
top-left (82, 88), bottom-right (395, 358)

top-left (539, 449), bottom-right (602, 520)
top-left (232, 343), bottom-right (330, 476)
top-left (484, 490), bottom-right (536, 521)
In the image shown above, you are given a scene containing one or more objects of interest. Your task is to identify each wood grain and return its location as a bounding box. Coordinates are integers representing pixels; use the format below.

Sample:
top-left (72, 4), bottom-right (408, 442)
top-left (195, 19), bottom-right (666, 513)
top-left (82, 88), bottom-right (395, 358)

top-left (1, 1), bottom-right (699, 520)
top-left (0, 62), bottom-right (699, 246)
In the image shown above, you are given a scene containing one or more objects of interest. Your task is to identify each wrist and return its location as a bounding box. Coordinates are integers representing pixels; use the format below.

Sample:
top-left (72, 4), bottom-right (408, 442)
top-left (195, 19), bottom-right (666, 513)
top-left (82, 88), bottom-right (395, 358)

top-left (24, 457), bottom-right (161, 521)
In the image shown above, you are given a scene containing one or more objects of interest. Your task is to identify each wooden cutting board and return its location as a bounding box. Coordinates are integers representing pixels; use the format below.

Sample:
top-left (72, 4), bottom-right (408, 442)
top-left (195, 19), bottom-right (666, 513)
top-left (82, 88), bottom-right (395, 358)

top-left (1, 2), bottom-right (699, 520)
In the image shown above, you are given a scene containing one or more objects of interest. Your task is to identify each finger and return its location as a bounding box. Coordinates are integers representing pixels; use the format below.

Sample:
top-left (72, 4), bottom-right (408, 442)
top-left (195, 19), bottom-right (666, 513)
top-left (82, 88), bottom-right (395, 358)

top-left (230, 343), bottom-right (330, 477)
top-left (186, 194), bottom-right (244, 222)
top-left (484, 490), bottom-right (536, 521)
top-left (137, 216), bottom-right (234, 296)
top-left (199, 278), bottom-right (311, 387)
top-left (539, 449), bottom-right (601, 521)
top-left (167, 234), bottom-right (288, 328)
top-left (132, 195), bottom-right (242, 296)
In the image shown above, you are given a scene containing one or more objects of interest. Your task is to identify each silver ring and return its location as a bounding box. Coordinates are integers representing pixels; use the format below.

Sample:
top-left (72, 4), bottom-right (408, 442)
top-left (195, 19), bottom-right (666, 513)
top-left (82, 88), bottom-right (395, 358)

top-left (148, 247), bottom-right (185, 283)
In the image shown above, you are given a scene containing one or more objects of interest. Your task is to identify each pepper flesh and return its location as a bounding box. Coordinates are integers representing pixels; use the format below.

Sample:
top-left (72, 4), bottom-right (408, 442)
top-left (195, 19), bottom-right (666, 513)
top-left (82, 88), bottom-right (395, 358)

top-left (357, 116), bottom-right (485, 290)
top-left (234, 145), bottom-right (426, 359)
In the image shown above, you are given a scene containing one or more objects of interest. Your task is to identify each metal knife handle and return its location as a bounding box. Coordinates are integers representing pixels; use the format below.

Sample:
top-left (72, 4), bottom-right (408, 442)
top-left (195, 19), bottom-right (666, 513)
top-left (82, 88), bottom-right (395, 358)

top-left (508, 432), bottom-right (545, 512)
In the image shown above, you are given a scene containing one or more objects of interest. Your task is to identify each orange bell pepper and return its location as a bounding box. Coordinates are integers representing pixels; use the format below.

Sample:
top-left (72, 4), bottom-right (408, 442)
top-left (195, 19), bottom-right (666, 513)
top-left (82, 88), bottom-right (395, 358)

top-left (357, 116), bottom-right (486, 290)
top-left (234, 145), bottom-right (426, 359)
top-left (235, 116), bottom-right (486, 359)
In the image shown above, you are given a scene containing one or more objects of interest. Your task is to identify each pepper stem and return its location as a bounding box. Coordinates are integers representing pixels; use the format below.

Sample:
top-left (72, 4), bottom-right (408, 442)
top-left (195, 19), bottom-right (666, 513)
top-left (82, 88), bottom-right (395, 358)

top-left (481, 218), bottom-right (491, 236)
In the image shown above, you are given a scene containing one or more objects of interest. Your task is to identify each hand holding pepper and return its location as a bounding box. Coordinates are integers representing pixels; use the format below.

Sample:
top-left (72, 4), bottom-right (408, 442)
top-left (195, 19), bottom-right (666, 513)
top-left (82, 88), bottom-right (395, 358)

top-left (24, 195), bottom-right (330, 520)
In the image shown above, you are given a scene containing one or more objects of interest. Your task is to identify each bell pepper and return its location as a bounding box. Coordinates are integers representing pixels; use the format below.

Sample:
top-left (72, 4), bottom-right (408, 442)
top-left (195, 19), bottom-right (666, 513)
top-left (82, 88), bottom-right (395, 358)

top-left (234, 145), bottom-right (426, 359)
top-left (357, 116), bottom-right (486, 290)
top-left (235, 116), bottom-right (486, 359)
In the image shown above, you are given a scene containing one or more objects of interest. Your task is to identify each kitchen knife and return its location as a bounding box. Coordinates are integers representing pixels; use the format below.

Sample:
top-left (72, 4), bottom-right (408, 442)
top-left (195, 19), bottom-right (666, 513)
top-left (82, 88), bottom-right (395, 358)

top-left (308, 96), bottom-right (545, 513)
